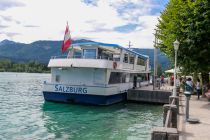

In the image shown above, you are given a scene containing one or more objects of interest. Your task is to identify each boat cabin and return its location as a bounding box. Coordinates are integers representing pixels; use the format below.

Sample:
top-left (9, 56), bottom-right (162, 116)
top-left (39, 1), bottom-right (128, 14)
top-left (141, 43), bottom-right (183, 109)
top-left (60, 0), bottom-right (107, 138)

top-left (57, 42), bottom-right (150, 71)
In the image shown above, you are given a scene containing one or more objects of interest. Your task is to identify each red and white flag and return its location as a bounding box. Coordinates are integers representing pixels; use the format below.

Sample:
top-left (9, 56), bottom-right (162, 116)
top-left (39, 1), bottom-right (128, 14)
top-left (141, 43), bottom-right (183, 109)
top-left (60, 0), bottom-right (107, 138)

top-left (61, 23), bottom-right (72, 53)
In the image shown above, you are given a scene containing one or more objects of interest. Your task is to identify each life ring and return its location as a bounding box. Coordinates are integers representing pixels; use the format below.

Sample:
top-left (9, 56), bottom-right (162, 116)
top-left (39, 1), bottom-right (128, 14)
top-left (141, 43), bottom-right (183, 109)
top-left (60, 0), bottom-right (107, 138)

top-left (113, 61), bottom-right (117, 69)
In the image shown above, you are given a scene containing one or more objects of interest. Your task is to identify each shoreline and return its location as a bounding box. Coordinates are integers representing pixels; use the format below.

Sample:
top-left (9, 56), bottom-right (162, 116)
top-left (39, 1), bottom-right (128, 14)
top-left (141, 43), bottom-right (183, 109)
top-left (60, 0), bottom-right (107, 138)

top-left (0, 71), bottom-right (50, 74)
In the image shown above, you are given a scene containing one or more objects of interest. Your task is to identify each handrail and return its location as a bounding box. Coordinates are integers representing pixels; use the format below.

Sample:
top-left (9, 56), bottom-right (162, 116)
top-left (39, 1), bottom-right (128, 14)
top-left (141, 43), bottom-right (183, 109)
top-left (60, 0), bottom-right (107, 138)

top-left (49, 55), bottom-right (148, 69)
top-left (171, 98), bottom-right (175, 105)
top-left (43, 81), bottom-right (118, 88)
top-left (51, 55), bottom-right (118, 61)
top-left (164, 109), bottom-right (172, 127)
top-left (164, 98), bottom-right (176, 128)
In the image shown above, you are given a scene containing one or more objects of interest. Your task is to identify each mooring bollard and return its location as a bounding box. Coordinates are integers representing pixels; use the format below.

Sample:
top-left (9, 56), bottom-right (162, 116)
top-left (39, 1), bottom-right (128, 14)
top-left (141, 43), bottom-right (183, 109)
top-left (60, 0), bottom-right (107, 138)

top-left (184, 91), bottom-right (191, 121)
top-left (184, 91), bottom-right (200, 123)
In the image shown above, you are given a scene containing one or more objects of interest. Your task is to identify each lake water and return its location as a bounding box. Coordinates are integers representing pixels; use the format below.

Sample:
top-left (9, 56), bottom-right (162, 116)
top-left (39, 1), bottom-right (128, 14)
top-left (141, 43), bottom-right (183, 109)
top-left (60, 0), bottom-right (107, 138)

top-left (0, 72), bottom-right (162, 140)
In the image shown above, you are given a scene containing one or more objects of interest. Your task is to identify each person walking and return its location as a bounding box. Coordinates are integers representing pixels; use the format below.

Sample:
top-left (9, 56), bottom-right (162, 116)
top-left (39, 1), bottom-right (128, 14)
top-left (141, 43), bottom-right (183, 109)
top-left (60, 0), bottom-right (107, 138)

top-left (171, 75), bottom-right (174, 86)
top-left (196, 78), bottom-right (201, 99)
top-left (161, 75), bottom-right (164, 86)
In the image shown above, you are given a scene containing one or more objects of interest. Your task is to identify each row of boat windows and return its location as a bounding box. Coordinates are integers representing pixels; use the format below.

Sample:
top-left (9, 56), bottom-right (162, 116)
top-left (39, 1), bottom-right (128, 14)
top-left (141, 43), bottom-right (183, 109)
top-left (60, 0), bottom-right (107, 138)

top-left (108, 72), bottom-right (150, 84)
top-left (123, 54), bottom-right (145, 65)
top-left (55, 72), bottom-right (148, 84)
top-left (55, 72), bottom-right (132, 84)
top-left (71, 48), bottom-right (146, 66)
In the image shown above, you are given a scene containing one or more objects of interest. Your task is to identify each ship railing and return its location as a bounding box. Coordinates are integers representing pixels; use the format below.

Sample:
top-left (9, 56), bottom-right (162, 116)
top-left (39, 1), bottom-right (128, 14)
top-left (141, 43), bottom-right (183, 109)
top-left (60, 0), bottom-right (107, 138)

top-left (51, 55), bottom-right (120, 61)
top-left (43, 81), bottom-right (119, 88)
top-left (51, 55), bottom-right (68, 59)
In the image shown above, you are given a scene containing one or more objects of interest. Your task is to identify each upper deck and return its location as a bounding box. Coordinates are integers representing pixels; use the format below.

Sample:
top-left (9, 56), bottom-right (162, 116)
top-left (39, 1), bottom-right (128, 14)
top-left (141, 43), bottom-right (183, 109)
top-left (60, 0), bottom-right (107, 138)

top-left (48, 42), bottom-right (150, 73)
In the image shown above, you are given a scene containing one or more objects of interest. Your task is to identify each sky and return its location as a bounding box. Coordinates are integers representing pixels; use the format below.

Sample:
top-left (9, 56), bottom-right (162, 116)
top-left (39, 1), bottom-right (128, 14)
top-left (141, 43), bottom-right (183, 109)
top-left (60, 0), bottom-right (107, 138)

top-left (0, 0), bottom-right (168, 48)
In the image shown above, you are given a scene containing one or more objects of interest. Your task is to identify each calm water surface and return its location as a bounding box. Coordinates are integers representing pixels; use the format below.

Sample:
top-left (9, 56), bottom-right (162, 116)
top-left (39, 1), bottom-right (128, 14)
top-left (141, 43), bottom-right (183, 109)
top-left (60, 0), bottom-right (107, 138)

top-left (0, 72), bottom-right (162, 140)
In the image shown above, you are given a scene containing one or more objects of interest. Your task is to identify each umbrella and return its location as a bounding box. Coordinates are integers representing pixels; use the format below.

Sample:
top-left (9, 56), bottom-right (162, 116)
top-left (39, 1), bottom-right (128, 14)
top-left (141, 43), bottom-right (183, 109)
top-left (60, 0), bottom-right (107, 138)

top-left (165, 68), bottom-right (181, 73)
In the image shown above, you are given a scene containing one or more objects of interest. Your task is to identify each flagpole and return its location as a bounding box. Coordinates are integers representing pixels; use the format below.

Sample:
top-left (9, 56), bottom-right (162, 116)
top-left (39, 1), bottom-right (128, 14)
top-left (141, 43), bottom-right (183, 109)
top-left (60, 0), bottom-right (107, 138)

top-left (66, 21), bottom-right (71, 57)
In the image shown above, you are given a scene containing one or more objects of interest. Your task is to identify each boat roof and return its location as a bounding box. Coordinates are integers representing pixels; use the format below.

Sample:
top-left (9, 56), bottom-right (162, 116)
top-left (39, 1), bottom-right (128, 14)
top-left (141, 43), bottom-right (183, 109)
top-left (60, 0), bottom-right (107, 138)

top-left (71, 42), bottom-right (148, 59)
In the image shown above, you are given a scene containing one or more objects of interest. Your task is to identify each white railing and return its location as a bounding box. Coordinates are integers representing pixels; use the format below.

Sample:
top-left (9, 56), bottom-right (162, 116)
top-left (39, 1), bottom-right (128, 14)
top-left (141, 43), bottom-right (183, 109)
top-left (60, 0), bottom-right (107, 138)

top-left (51, 55), bottom-right (118, 61)
top-left (49, 55), bottom-right (147, 71)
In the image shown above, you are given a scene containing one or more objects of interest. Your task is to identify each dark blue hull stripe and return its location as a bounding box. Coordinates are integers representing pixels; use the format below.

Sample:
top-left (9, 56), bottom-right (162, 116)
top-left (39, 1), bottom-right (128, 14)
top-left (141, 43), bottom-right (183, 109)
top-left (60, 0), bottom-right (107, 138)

top-left (43, 92), bottom-right (127, 105)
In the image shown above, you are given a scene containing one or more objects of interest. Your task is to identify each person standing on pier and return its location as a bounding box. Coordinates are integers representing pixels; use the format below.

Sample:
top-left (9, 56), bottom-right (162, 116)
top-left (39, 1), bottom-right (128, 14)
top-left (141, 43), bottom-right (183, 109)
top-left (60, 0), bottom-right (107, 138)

top-left (196, 78), bottom-right (201, 99)
top-left (185, 78), bottom-right (193, 93)
top-left (133, 75), bottom-right (137, 89)
top-left (171, 75), bottom-right (174, 86)
top-left (161, 75), bottom-right (164, 86)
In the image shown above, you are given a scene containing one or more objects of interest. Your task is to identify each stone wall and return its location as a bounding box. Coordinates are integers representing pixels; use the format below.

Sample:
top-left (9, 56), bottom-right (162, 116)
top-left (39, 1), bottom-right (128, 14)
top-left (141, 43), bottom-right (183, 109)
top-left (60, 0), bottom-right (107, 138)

top-left (127, 89), bottom-right (172, 104)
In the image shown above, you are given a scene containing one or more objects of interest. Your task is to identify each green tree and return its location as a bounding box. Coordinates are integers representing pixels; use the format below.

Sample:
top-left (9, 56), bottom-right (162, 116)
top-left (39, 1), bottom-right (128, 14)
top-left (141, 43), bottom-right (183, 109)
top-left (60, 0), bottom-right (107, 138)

top-left (157, 0), bottom-right (210, 76)
top-left (0, 60), bottom-right (49, 73)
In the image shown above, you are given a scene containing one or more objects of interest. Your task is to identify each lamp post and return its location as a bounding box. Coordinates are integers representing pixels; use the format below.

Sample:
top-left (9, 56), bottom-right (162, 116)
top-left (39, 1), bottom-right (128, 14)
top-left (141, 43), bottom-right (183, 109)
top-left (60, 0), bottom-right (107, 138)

top-left (172, 39), bottom-right (180, 96)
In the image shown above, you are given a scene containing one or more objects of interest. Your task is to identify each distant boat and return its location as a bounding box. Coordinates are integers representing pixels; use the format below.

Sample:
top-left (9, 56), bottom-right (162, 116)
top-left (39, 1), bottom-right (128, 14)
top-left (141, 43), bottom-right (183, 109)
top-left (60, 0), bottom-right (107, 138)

top-left (43, 42), bottom-right (150, 105)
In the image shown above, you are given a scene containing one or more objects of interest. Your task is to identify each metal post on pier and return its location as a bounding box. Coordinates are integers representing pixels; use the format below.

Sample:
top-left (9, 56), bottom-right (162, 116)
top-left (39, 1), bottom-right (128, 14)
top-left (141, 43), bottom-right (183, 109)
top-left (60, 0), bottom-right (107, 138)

top-left (185, 95), bottom-right (190, 120)
top-left (184, 91), bottom-right (199, 123)
top-left (153, 30), bottom-right (158, 90)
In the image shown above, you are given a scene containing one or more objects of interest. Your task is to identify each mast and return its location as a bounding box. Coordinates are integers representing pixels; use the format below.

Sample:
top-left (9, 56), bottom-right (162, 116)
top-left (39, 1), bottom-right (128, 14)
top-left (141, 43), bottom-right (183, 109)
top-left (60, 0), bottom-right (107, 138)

top-left (128, 41), bottom-right (133, 49)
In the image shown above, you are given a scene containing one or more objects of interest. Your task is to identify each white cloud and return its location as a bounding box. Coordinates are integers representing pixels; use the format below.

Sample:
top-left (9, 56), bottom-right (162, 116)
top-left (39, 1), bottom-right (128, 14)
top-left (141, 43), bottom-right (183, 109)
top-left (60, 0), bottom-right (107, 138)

top-left (0, 0), bottom-right (24, 11)
top-left (0, 0), bottom-right (162, 48)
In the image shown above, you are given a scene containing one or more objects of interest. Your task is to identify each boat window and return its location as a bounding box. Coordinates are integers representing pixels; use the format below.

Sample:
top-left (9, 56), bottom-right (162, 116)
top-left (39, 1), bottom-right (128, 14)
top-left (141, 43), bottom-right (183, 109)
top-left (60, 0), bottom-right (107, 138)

top-left (137, 57), bottom-right (145, 66)
top-left (122, 73), bottom-right (126, 83)
top-left (129, 74), bottom-right (135, 82)
top-left (74, 50), bottom-right (82, 58)
top-left (123, 54), bottom-right (128, 63)
top-left (109, 72), bottom-right (121, 84)
top-left (83, 49), bottom-right (96, 59)
top-left (129, 56), bottom-right (135, 64)
top-left (108, 72), bottom-right (128, 84)
top-left (94, 69), bottom-right (105, 84)
top-left (137, 73), bottom-right (148, 81)
top-left (113, 54), bottom-right (120, 61)
top-left (55, 75), bottom-right (60, 82)
top-left (98, 48), bottom-right (113, 60)
top-left (98, 48), bottom-right (103, 59)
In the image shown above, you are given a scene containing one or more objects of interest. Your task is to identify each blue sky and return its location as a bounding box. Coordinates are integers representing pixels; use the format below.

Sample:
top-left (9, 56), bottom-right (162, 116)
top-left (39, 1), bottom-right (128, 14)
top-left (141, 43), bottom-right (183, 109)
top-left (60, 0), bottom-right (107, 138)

top-left (0, 0), bottom-right (168, 48)
top-left (114, 23), bottom-right (139, 33)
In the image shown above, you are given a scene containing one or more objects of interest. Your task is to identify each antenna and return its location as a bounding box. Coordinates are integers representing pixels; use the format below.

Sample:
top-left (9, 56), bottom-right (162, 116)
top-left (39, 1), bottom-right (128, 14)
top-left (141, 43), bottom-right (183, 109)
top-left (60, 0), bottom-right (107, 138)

top-left (128, 41), bottom-right (133, 49)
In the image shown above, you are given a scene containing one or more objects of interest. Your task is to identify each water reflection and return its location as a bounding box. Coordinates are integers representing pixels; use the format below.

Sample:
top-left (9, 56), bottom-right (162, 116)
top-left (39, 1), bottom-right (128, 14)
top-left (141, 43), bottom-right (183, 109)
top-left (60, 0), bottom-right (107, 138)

top-left (42, 102), bottom-right (162, 140)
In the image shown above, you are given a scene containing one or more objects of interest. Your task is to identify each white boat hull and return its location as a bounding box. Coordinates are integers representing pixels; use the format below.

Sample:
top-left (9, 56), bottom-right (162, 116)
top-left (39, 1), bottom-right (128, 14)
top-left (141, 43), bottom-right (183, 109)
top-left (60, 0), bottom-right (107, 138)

top-left (43, 83), bottom-right (131, 105)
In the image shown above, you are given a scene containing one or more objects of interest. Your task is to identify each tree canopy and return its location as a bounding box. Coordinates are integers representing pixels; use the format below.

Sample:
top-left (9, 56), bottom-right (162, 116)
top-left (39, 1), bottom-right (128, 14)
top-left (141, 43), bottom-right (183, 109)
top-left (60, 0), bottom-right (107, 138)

top-left (157, 0), bottom-right (210, 75)
top-left (0, 59), bottom-right (49, 73)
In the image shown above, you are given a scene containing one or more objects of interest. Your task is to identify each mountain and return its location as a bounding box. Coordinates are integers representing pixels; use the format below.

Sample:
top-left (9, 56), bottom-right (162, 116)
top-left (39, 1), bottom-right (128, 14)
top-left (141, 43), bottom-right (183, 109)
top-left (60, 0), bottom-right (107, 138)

top-left (0, 39), bottom-right (171, 70)
top-left (131, 48), bottom-right (171, 70)
top-left (0, 39), bottom-right (16, 46)
top-left (0, 39), bottom-right (92, 63)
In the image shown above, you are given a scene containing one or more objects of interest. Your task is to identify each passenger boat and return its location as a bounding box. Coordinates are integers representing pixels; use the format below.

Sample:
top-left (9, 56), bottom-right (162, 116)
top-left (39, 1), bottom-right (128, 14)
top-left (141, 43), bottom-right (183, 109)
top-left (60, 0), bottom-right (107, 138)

top-left (43, 42), bottom-right (150, 105)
